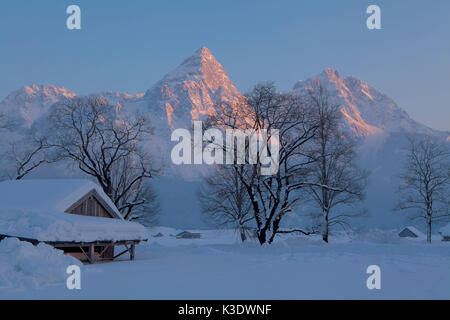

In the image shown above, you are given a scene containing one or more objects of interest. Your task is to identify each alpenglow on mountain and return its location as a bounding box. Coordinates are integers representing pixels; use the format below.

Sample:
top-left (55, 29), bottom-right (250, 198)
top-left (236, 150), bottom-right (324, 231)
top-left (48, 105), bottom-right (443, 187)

top-left (0, 47), bottom-right (446, 136)
top-left (143, 47), bottom-right (243, 130)
top-left (0, 84), bottom-right (76, 130)
top-left (293, 68), bottom-right (444, 137)
top-left (1, 47), bottom-right (446, 140)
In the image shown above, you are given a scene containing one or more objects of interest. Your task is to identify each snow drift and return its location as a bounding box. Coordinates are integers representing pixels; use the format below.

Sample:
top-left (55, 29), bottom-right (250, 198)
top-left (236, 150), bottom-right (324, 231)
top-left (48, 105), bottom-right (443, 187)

top-left (0, 237), bottom-right (82, 290)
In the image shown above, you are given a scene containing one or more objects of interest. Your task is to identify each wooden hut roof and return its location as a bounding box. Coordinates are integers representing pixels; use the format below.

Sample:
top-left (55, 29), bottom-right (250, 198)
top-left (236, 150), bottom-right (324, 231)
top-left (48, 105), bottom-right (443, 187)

top-left (0, 179), bottom-right (122, 219)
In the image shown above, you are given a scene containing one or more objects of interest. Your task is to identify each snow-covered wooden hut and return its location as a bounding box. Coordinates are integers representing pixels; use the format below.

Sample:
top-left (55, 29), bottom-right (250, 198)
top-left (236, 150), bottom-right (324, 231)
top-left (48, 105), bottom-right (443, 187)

top-left (176, 231), bottom-right (201, 239)
top-left (398, 226), bottom-right (425, 239)
top-left (439, 224), bottom-right (450, 241)
top-left (0, 179), bottom-right (148, 263)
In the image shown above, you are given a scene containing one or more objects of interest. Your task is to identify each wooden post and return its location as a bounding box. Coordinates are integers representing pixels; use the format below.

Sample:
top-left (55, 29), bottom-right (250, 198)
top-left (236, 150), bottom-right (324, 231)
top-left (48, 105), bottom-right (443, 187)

top-left (130, 244), bottom-right (135, 261)
top-left (89, 244), bottom-right (95, 264)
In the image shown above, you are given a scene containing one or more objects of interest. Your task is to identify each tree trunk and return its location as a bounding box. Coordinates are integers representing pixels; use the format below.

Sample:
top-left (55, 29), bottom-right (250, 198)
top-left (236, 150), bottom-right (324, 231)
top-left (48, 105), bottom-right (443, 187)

top-left (322, 231), bottom-right (328, 243)
top-left (322, 230), bottom-right (328, 243)
top-left (257, 228), bottom-right (267, 245)
top-left (427, 217), bottom-right (432, 244)
top-left (239, 228), bottom-right (247, 242)
top-left (322, 210), bottom-right (329, 243)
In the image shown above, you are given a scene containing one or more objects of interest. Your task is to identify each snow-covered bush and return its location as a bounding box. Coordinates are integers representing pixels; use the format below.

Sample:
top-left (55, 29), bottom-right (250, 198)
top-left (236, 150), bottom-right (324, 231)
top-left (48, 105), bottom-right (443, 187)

top-left (0, 237), bottom-right (82, 290)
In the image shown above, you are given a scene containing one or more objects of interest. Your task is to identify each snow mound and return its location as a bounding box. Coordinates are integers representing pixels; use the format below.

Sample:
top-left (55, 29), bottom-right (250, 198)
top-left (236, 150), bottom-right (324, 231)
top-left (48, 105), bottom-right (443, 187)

top-left (0, 237), bottom-right (82, 290)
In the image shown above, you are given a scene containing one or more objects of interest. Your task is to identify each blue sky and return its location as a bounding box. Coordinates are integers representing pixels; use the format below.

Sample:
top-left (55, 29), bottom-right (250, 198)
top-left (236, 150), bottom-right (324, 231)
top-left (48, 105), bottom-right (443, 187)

top-left (0, 0), bottom-right (449, 131)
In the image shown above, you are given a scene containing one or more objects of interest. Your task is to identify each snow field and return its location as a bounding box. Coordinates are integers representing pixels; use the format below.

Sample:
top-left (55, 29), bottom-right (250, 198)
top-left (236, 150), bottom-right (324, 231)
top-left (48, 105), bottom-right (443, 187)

top-left (1, 227), bottom-right (449, 299)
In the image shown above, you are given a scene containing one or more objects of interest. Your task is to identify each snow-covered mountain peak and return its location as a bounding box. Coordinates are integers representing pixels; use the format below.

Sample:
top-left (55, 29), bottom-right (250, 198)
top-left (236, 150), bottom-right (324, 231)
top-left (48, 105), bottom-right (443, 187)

top-left (293, 70), bottom-right (443, 137)
top-left (8, 84), bottom-right (75, 102)
top-left (293, 69), bottom-right (381, 136)
top-left (0, 84), bottom-right (76, 128)
top-left (293, 68), bottom-right (341, 90)
top-left (144, 47), bottom-right (242, 129)
top-left (150, 47), bottom-right (237, 94)
top-left (294, 68), bottom-right (358, 102)
top-left (320, 67), bottom-right (342, 81)
top-left (194, 46), bottom-right (213, 56)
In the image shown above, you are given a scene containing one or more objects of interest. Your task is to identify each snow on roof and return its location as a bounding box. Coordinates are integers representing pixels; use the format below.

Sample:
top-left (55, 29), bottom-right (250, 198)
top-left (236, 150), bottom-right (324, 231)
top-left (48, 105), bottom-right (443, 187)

top-left (0, 179), bottom-right (122, 219)
top-left (402, 226), bottom-right (426, 238)
top-left (440, 223), bottom-right (450, 236)
top-left (0, 209), bottom-right (148, 242)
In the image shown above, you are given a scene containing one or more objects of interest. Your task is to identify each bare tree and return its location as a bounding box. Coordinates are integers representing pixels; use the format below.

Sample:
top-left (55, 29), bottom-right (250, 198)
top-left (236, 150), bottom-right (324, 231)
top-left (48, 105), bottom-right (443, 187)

top-left (8, 132), bottom-right (56, 180)
top-left (198, 165), bottom-right (254, 242)
top-left (0, 112), bottom-right (55, 180)
top-left (395, 135), bottom-right (450, 243)
top-left (125, 182), bottom-right (161, 226)
top-left (49, 96), bottom-right (159, 223)
top-left (302, 83), bottom-right (369, 243)
top-left (207, 83), bottom-right (321, 245)
top-left (110, 155), bottom-right (160, 224)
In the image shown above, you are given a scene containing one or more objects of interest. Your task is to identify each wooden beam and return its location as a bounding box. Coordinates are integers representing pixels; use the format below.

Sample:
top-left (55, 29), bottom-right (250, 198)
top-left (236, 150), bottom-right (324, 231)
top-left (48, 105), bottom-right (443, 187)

top-left (98, 243), bottom-right (112, 257)
top-left (130, 244), bottom-right (135, 261)
top-left (113, 248), bottom-right (129, 260)
top-left (78, 245), bottom-right (90, 263)
top-left (88, 244), bottom-right (95, 264)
